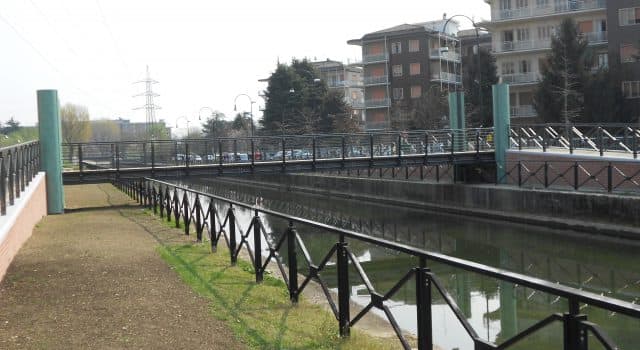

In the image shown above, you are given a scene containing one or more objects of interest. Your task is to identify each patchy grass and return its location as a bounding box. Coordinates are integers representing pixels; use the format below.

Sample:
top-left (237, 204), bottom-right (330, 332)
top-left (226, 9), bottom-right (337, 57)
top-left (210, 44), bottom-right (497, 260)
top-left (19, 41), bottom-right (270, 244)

top-left (157, 241), bottom-right (398, 349)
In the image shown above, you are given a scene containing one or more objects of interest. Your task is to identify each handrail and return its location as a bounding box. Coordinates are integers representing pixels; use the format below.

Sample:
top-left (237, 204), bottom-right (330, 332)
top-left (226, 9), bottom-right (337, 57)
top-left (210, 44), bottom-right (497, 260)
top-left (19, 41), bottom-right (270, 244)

top-left (118, 176), bottom-right (640, 349)
top-left (0, 140), bottom-right (41, 216)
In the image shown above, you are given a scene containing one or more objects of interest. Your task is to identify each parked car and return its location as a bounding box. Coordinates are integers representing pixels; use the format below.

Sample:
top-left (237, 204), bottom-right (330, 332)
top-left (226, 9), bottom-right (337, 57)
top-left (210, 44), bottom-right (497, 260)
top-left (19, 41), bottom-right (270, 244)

top-left (187, 153), bottom-right (202, 162)
top-left (206, 154), bottom-right (216, 162)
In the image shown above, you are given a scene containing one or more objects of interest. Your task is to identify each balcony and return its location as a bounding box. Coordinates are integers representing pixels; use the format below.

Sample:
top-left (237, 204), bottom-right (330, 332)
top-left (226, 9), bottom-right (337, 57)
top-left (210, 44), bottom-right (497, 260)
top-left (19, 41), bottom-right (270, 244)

top-left (364, 75), bottom-right (389, 86)
top-left (363, 53), bottom-right (389, 64)
top-left (502, 72), bottom-right (539, 85)
top-left (581, 31), bottom-right (607, 43)
top-left (431, 71), bottom-right (462, 84)
top-left (496, 39), bottom-right (551, 53)
top-left (429, 50), bottom-right (461, 62)
top-left (349, 100), bottom-right (365, 109)
top-left (365, 98), bottom-right (391, 108)
top-left (511, 105), bottom-right (536, 118)
top-left (492, 0), bottom-right (606, 21)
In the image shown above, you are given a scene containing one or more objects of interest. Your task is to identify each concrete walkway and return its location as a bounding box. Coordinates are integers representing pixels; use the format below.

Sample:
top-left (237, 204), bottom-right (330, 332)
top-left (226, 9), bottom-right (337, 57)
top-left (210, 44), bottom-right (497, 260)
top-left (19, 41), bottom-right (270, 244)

top-left (0, 184), bottom-right (245, 350)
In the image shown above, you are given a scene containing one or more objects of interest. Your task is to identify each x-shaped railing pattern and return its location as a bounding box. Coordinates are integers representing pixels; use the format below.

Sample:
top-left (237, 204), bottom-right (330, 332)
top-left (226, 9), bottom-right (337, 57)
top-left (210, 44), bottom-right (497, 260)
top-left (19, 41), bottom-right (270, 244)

top-left (117, 177), bottom-right (640, 350)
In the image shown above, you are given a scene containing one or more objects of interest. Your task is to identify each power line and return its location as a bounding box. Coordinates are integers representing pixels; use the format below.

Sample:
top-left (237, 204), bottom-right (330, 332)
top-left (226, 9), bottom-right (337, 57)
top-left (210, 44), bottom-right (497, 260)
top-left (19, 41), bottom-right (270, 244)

top-left (133, 65), bottom-right (161, 139)
top-left (28, 0), bottom-right (79, 57)
top-left (95, 0), bottom-right (131, 80)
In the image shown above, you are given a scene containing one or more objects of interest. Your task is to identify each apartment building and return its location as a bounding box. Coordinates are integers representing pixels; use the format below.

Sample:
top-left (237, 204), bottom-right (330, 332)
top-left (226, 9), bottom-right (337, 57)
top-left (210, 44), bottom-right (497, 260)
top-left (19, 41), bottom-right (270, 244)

top-left (348, 19), bottom-right (462, 130)
top-left (609, 0), bottom-right (640, 118)
top-left (310, 59), bottom-right (365, 122)
top-left (483, 0), bottom-right (609, 122)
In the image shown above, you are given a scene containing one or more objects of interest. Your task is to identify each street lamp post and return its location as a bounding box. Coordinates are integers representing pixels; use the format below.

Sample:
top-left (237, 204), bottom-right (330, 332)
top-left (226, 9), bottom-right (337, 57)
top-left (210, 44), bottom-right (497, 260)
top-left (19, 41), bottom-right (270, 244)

top-left (442, 14), bottom-right (486, 124)
top-left (234, 94), bottom-right (256, 137)
top-left (175, 116), bottom-right (194, 139)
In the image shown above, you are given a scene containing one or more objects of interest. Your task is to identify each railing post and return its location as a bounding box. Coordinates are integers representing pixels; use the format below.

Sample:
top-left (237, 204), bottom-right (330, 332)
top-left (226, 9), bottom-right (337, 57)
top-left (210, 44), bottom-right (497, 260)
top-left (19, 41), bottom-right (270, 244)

top-left (287, 221), bottom-right (298, 303)
top-left (341, 136), bottom-right (346, 167)
top-left (518, 131), bottom-right (522, 151)
top-left (337, 233), bottom-right (350, 337)
top-left (517, 160), bottom-right (522, 187)
top-left (251, 138), bottom-right (255, 171)
top-left (218, 140), bottom-right (223, 174)
top-left (475, 130), bottom-right (480, 158)
top-left (544, 161), bottom-right (549, 188)
top-left (9, 150), bottom-right (16, 205)
top-left (228, 205), bottom-right (237, 265)
top-left (195, 194), bottom-right (202, 242)
top-left (573, 162), bottom-right (579, 191)
top-left (607, 162), bottom-right (613, 193)
top-left (173, 188), bottom-right (180, 228)
top-left (416, 257), bottom-right (432, 350)
top-left (450, 132), bottom-right (455, 159)
top-left (312, 136), bottom-right (317, 171)
top-left (369, 133), bottom-right (374, 163)
top-left (0, 156), bottom-right (6, 215)
top-left (253, 210), bottom-right (263, 283)
top-left (151, 142), bottom-right (156, 176)
top-left (185, 142), bottom-right (190, 175)
top-left (233, 139), bottom-right (238, 163)
top-left (111, 143), bottom-right (115, 168)
top-left (210, 197), bottom-right (217, 252)
top-left (424, 132), bottom-right (429, 165)
top-left (282, 137), bottom-right (286, 171)
top-left (598, 126), bottom-right (604, 157)
top-left (542, 131), bottom-right (547, 153)
top-left (174, 141), bottom-right (179, 166)
top-left (183, 192), bottom-right (190, 235)
top-left (633, 128), bottom-right (638, 159)
top-left (115, 143), bottom-right (120, 177)
top-left (563, 299), bottom-right (587, 350)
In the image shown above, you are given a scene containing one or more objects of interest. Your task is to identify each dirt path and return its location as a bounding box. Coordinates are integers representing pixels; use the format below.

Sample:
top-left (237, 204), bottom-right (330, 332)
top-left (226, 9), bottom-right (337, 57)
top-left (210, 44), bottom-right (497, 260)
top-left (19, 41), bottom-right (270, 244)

top-left (0, 184), bottom-right (245, 350)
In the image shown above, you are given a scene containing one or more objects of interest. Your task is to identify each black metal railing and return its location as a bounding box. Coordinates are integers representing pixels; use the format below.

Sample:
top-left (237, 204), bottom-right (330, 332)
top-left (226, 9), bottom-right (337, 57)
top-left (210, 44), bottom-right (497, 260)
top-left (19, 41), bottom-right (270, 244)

top-left (116, 177), bottom-right (640, 350)
top-left (62, 128), bottom-right (494, 173)
top-left (500, 159), bottom-right (640, 194)
top-left (510, 123), bottom-right (640, 158)
top-left (0, 141), bottom-right (40, 216)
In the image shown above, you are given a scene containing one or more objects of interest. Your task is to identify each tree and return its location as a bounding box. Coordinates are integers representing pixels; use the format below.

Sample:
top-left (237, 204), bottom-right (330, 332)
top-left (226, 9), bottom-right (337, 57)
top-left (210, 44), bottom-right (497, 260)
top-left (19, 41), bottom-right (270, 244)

top-left (1, 117), bottom-right (21, 134)
top-left (395, 86), bottom-right (449, 130)
top-left (462, 47), bottom-right (499, 127)
top-left (261, 58), bottom-right (337, 135)
top-left (582, 62), bottom-right (628, 123)
top-left (60, 103), bottom-right (91, 143)
top-left (534, 18), bottom-right (589, 123)
top-left (201, 112), bottom-right (227, 138)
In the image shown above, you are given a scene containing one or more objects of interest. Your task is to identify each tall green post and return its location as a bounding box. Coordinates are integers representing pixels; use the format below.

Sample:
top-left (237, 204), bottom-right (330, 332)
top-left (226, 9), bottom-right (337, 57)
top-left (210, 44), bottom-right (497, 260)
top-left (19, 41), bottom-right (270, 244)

top-left (448, 91), bottom-right (466, 151)
top-left (37, 90), bottom-right (64, 214)
top-left (492, 83), bottom-right (510, 184)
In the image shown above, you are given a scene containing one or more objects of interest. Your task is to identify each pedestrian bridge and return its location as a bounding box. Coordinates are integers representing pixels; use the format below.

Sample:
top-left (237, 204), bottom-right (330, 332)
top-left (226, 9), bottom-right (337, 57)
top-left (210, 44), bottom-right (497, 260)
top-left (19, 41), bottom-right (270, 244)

top-left (62, 128), bottom-right (496, 184)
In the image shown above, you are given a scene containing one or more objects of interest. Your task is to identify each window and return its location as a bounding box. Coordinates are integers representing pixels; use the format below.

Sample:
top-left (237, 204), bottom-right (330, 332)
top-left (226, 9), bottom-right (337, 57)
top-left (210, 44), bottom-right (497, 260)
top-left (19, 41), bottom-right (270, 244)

top-left (391, 42), bottom-right (402, 54)
top-left (410, 85), bottom-right (422, 98)
top-left (619, 7), bottom-right (640, 26)
top-left (410, 63), bottom-right (421, 75)
top-left (502, 62), bottom-right (515, 74)
top-left (392, 64), bottom-right (403, 77)
top-left (409, 40), bottom-right (420, 52)
top-left (503, 30), bottom-right (514, 42)
top-left (622, 81), bottom-right (640, 98)
top-left (519, 60), bottom-right (530, 73)
top-left (596, 53), bottom-right (608, 68)
top-left (535, 0), bottom-right (548, 8)
top-left (516, 0), bottom-right (528, 8)
top-left (537, 26), bottom-right (553, 40)
top-left (620, 43), bottom-right (639, 63)
top-left (500, 0), bottom-right (511, 10)
top-left (516, 27), bottom-right (530, 41)
top-left (393, 88), bottom-right (404, 100)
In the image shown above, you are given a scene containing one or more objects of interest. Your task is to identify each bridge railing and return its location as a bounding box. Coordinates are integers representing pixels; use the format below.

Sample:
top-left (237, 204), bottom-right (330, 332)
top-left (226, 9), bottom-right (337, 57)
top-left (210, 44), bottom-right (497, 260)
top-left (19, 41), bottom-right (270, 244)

top-left (116, 177), bottom-right (640, 350)
top-left (510, 123), bottom-right (640, 158)
top-left (61, 128), bottom-right (494, 172)
top-left (0, 141), bottom-right (40, 216)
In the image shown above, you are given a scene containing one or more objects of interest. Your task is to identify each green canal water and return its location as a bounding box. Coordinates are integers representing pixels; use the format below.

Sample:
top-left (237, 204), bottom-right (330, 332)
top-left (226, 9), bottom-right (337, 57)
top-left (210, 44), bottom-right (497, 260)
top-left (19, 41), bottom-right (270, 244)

top-left (177, 177), bottom-right (640, 350)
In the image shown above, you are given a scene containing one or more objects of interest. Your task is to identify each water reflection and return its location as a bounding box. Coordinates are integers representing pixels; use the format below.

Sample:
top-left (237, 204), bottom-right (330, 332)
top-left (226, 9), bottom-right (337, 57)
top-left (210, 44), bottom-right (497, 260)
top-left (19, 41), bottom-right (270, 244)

top-left (176, 177), bottom-right (640, 349)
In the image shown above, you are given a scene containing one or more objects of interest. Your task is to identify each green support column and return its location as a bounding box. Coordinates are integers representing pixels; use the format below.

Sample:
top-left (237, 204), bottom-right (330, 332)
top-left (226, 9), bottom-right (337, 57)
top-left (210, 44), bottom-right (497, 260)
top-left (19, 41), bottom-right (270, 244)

top-left (448, 91), bottom-right (466, 151)
top-left (37, 90), bottom-right (64, 214)
top-left (492, 83), bottom-right (511, 184)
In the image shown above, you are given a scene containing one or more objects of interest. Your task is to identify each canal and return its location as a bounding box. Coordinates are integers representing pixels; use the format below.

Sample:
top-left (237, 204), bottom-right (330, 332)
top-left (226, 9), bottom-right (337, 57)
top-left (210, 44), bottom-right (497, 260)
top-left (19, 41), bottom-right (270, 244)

top-left (176, 177), bottom-right (640, 350)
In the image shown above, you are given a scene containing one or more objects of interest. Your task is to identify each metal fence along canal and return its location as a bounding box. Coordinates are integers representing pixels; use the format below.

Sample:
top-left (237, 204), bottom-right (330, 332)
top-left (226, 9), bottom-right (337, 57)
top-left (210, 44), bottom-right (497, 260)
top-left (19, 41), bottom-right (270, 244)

top-left (117, 177), bottom-right (640, 350)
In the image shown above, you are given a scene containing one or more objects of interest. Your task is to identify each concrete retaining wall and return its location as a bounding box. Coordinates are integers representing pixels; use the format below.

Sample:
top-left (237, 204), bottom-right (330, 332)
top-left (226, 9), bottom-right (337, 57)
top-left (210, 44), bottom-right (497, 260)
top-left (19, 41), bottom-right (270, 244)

top-left (0, 172), bottom-right (47, 282)
top-left (244, 173), bottom-right (640, 239)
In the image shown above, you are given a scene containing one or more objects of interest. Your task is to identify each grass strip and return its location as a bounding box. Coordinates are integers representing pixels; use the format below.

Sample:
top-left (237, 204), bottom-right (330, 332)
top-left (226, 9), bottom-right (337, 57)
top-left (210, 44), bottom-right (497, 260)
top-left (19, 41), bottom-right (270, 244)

top-left (157, 238), bottom-right (399, 349)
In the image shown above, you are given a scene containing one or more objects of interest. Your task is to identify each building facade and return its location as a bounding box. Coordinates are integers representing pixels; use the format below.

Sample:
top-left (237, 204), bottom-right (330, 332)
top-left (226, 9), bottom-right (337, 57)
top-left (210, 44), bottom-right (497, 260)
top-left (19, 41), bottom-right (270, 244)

top-left (608, 0), bottom-right (640, 119)
top-left (348, 19), bottom-right (462, 130)
top-left (310, 60), bottom-right (365, 122)
top-left (483, 0), bottom-right (609, 122)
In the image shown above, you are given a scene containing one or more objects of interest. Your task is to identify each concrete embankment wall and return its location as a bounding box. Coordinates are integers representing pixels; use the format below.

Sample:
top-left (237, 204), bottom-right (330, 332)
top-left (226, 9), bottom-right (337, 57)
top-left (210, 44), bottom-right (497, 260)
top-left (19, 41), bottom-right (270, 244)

top-left (0, 172), bottom-right (47, 282)
top-left (231, 173), bottom-right (640, 240)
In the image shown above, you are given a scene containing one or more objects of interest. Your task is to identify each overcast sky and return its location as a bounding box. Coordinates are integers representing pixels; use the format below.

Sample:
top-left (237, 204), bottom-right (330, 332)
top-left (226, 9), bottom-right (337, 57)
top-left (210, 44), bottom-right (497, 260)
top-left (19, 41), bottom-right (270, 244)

top-left (1, 0), bottom-right (489, 131)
